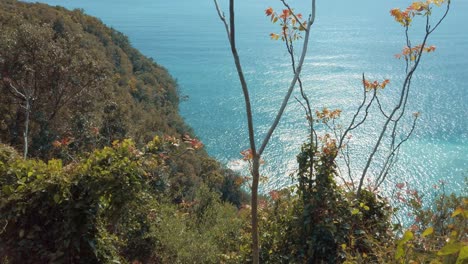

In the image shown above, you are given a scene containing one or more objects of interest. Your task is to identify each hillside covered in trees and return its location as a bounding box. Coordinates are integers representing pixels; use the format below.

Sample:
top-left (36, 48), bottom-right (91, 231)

top-left (0, 1), bottom-right (466, 263)
top-left (0, 0), bottom-right (243, 203)
top-left (0, 1), bottom-right (247, 262)
top-left (1, 0), bottom-right (185, 158)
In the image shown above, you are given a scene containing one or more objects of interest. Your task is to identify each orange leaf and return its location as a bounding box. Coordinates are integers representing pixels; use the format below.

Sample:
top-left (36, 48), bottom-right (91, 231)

top-left (241, 149), bottom-right (254, 160)
top-left (270, 33), bottom-right (280, 40)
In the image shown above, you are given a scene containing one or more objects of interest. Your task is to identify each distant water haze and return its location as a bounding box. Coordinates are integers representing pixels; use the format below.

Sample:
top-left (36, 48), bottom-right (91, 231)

top-left (26, 0), bottom-right (467, 194)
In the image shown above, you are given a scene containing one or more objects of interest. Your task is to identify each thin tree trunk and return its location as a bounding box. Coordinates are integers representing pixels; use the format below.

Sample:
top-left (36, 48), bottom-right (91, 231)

top-left (213, 1), bottom-right (316, 262)
top-left (4, 80), bottom-right (31, 159)
top-left (251, 157), bottom-right (260, 263)
top-left (23, 99), bottom-right (30, 159)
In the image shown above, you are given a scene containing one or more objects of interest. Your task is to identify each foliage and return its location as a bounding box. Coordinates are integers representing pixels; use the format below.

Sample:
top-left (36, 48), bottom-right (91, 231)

top-left (0, 2), bottom-right (248, 261)
top-left (0, 141), bottom-right (245, 263)
top-left (213, 0), bottom-right (316, 261)
top-left (154, 185), bottom-right (246, 263)
top-left (0, 140), bottom-right (155, 263)
top-left (0, 1), bottom-right (462, 263)
top-left (232, 145), bottom-right (465, 264)
top-left (213, 0), bottom-right (453, 262)
top-left (390, 184), bottom-right (468, 264)
top-left (0, 0), bottom-right (245, 222)
top-left (241, 142), bottom-right (394, 264)
top-left (0, 0), bottom-right (183, 159)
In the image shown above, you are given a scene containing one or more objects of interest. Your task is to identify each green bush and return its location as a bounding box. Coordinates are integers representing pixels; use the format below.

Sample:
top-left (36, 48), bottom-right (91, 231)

top-left (0, 140), bottom-right (160, 263)
top-left (0, 140), bottom-right (246, 263)
top-left (151, 184), bottom-right (245, 263)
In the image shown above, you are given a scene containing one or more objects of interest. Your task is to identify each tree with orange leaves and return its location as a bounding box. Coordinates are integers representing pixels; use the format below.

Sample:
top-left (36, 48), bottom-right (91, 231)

top-left (213, 1), bottom-right (316, 262)
top-left (213, 0), bottom-right (451, 262)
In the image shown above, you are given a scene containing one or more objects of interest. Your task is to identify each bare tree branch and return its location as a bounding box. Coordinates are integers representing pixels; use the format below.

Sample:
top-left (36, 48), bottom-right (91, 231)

top-left (213, 0), bottom-right (231, 43)
top-left (259, 0), bottom-right (316, 156)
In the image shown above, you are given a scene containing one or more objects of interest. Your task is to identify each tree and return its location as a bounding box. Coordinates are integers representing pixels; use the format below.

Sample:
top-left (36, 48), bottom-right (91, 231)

top-left (0, 22), bottom-right (108, 158)
top-left (213, 0), bottom-right (451, 263)
top-left (310, 0), bottom-right (451, 198)
top-left (2, 76), bottom-right (33, 159)
top-left (213, 0), bottom-right (316, 262)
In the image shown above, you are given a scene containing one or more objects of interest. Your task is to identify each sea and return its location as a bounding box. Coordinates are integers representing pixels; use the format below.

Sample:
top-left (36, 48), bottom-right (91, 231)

top-left (24, 0), bottom-right (467, 195)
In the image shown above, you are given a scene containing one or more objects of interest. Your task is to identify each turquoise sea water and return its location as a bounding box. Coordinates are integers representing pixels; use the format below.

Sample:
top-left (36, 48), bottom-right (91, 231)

top-left (26, 0), bottom-right (467, 193)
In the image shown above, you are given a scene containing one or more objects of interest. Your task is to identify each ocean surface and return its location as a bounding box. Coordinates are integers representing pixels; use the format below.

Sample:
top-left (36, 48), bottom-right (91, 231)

top-left (25, 0), bottom-right (467, 194)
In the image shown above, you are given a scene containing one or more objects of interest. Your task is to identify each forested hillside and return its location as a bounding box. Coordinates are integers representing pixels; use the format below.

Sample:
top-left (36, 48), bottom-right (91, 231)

top-left (0, 0), bottom-right (243, 203)
top-left (1, 0), bottom-right (183, 157)
top-left (0, 2), bottom-right (247, 262)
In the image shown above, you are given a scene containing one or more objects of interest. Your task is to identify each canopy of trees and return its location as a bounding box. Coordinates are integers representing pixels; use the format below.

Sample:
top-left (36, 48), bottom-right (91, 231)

top-left (0, 0), bottom-right (183, 159)
top-left (0, 0), bottom-right (244, 203)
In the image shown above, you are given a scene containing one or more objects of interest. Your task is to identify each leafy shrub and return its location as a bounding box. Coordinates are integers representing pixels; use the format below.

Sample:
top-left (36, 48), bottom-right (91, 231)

top-left (0, 139), bottom-right (246, 263)
top-left (152, 184), bottom-right (245, 263)
top-left (391, 189), bottom-right (467, 264)
top-left (0, 140), bottom-right (161, 263)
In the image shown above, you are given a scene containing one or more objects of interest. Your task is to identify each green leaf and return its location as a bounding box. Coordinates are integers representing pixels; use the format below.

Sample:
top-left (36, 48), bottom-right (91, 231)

top-left (395, 231), bottom-right (414, 260)
top-left (351, 208), bottom-right (359, 215)
top-left (456, 246), bottom-right (468, 264)
top-left (395, 245), bottom-right (404, 260)
top-left (422, 227), bottom-right (434, 237)
top-left (2, 185), bottom-right (13, 195)
top-left (53, 194), bottom-right (60, 203)
top-left (401, 230), bottom-right (414, 243)
top-left (437, 242), bottom-right (463, 256)
top-left (452, 208), bottom-right (463, 217)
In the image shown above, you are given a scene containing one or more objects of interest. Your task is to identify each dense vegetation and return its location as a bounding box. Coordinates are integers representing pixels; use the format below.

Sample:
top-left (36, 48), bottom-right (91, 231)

top-left (0, 0), bottom-right (243, 204)
top-left (0, 1), bottom-right (246, 262)
top-left (0, 1), bottom-right (466, 263)
top-left (0, 0), bottom-right (183, 157)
